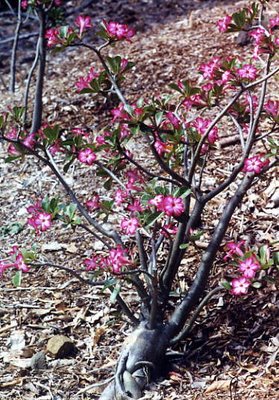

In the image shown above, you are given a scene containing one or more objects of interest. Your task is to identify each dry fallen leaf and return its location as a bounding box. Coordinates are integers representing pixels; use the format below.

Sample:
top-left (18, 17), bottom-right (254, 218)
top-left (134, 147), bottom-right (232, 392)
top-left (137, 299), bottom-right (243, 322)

top-left (204, 379), bottom-right (231, 394)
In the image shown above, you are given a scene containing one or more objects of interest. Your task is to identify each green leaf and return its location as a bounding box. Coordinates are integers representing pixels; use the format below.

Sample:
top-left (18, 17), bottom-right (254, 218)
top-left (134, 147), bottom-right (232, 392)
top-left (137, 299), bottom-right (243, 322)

top-left (109, 284), bottom-right (121, 304)
top-left (174, 187), bottom-right (191, 199)
top-left (189, 230), bottom-right (203, 241)
top-left (155, 111), bottom-right (164, 127)
top-left (221, 280), bottom-right (231, 290)
top-left (273, 251), bottom-right (279, 266)
top-left (179, 243), bottom-right (189, 250)
top-left (144, 211), bottom-right (164, 228)
top-left (13, 106), bottom-right (25, 123)
top-left (21, 249), bottom-right (36, 263)
top-left (64, 203), bottom-right (77, 220)
top-left (252, 281), bottom-right (262, 289)
top-left (12, 271), bottom-right (22, 287)
top-left (0, 222), bottom-right (24, 237)
top-left (44, 125), bottom-right (60, 143)
top-left (106, 55), bottom-right (121, 74)
top-left (4, 155), bottom-right (22, 163)
top-left (169, 83), bottom-right (183, 93)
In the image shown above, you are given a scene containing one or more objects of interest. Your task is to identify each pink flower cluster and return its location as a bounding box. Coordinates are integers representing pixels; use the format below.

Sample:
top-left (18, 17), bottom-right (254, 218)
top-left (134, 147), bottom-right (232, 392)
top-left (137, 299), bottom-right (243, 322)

top-left (230, 256), bottom-right (261, 295)
top-left (74, 16), bottom-right (92, 37)
top-left (85, 195), bottom-right (100, 211)
top-left (243, 154), bottom-right (269, 174)
top-left (111, 103), bottom-right (131, 122)
top-left (84, 245), bottom-right (131, 274)
top-left (264, 99), bottom-right (279, 118)
top-left (27, 202), bottom-right (52, 233)
top-left (45, 27), bottom-right (67, 47)
top-left (190, 117), bottom-right (219, 144)
top-left (103, 21), bottom-right (135, 41)
top-left (5, 127), bottom-right (36, 156)
top-left (75, 66), bottom-right (99, 92)
top-left (224, 241), bottom-right (262, 295)
top-left (149, 195), bottom-right (185, 217)
top-left (216, 15), bottom-right (232, 33)
top-left (120, 217), bottom-right (140, 235)
top-left (78, 147), bottom-right (97, 165)
top-left (0, 246), bottom-right (29, 276)
top-left (237, 64), bottom-right (258, 81)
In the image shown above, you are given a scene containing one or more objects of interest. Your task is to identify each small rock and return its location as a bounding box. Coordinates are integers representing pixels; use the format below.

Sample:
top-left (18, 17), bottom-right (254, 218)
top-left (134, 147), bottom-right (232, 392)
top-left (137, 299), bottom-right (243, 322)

top-left (46, 335), bottom-right (77, 359)
top-left (30, 351), bottom-right (47, 370)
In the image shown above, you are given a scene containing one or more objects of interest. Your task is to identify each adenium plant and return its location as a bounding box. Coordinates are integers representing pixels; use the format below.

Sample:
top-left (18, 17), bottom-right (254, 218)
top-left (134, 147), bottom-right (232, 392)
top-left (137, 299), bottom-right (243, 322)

top-left (0, 1), bottom-right (278, 399)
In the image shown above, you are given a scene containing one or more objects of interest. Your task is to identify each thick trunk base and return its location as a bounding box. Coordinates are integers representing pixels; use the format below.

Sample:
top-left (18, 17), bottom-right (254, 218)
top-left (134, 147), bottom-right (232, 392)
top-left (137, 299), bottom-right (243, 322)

top-left (99, 322), bottom-right (170, 400)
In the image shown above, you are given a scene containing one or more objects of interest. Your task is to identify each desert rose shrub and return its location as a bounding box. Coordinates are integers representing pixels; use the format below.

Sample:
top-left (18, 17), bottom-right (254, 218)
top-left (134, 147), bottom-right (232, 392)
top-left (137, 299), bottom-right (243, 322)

top-left (0, 1), bottom-right (278, 399)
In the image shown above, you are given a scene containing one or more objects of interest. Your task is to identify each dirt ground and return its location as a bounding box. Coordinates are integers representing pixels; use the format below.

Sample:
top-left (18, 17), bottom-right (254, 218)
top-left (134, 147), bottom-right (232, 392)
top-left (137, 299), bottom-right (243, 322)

top-left (0, 1), bottom-right (278, 399)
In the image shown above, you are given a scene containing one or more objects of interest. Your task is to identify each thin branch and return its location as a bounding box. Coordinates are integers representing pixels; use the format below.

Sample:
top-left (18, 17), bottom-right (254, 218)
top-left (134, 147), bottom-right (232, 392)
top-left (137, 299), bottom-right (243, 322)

top-left (0, 32), bottom-right (38, 45)
top-left (30, 262), bottom-right (107, 286)
top-left (30, 7), bottom-right (46, 134)
top-left (116, 137), bottom-right (180, 186)
top-left (79, 223), bottom-right (112, 249)
top-left (170, 286), bottom-right (224, 344)
top-left (95, 160), bottom-right (126, 190)
top-left (166, 173), bottom-right (255, 338)
top-left (23, 36), bottom-right (40, 126)
top-left (2, 136), bottom-right (123, 244)
top-left (31, 261), bottom-right (139, 325)
top-left (9, 1), bottom-right (22, 92)
top-left (188, 65), bottom-right (279, 184)
top-left (71, 42), bottom-right (128, 107)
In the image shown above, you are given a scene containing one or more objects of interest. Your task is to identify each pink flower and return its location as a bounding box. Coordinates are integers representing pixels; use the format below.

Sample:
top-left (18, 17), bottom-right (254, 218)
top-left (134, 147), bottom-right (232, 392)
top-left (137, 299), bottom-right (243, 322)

top-left (15, 254), bottom-right (29, 273)
top-left (28, 212), bottom-right (52, 232)
top-left (243, 154), bottom-right (269, 174)
top-left (120, 217), bottom-right (140, 235)
top-left (74, 15), bottom-right (92, 37)
top-left (22, 133), bottom-right (36, 150)
top-left (21, 0), bottom-right (28, 10)
top-left (109, 246), bottom-right (131, 273)
top-left (26, 201), bottom-right (42, 214)
top-left (230, 277), bottom-right (250, 296)
top-left (249, 28), bottom-right (266, 45)
top-left (115, 189), bottom-right (129, 206)
top-left (86, 195), bottom-right (100, 211)
top-left (127, 199), bottom-right (143, 212)
top-left (87, 66), bottom-right (99, 82)
top-left (84, 257), bottom-right (97, 271)
top-left (238, 256), bottom-right (261, 279)
top-left (199, 57), bottom-right (221, 80)
top-left (78, 148), bottom-right (96, 165)
top-left (217, 15), bottom-right (232, 33)
top-left (45, 28), bottom-right (60, 47)
top-left (120, 124), bottom-right (131, 139)
top-left (120, 58), bottom-right (129, 71)
top-left (103, 21), bottom-right (135, 41)
top-left (75, 67), bottom-right (99, 92)
top-left (49, 140), bottom-right (64, 155)
top-left (162, 196), bottom-right (185, 217)
top-left (191, 117), bottom-right (218, 144)
top-left (165, 112), bottom-right (181, 129)
top-left (0, 261), bottom-right (12, 276)
top-left (264, 100), bottom-right (279, 117)
top-left (237, 64), bottom-right (258, 81)
top-left (224, 241), bottom-right (245, 261)
top-left (161, 223), bottom-right (178, 237)
top-left (111, 104), bottom-right (130, 122)
top-left (269, 15), bottom-right (279, 29)
top-left (154, 139), bottom-right (171, 156)
top-left (149, 195), bottom-right (165, 210)
top-left (75, 77), bottom-right (90, 92)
